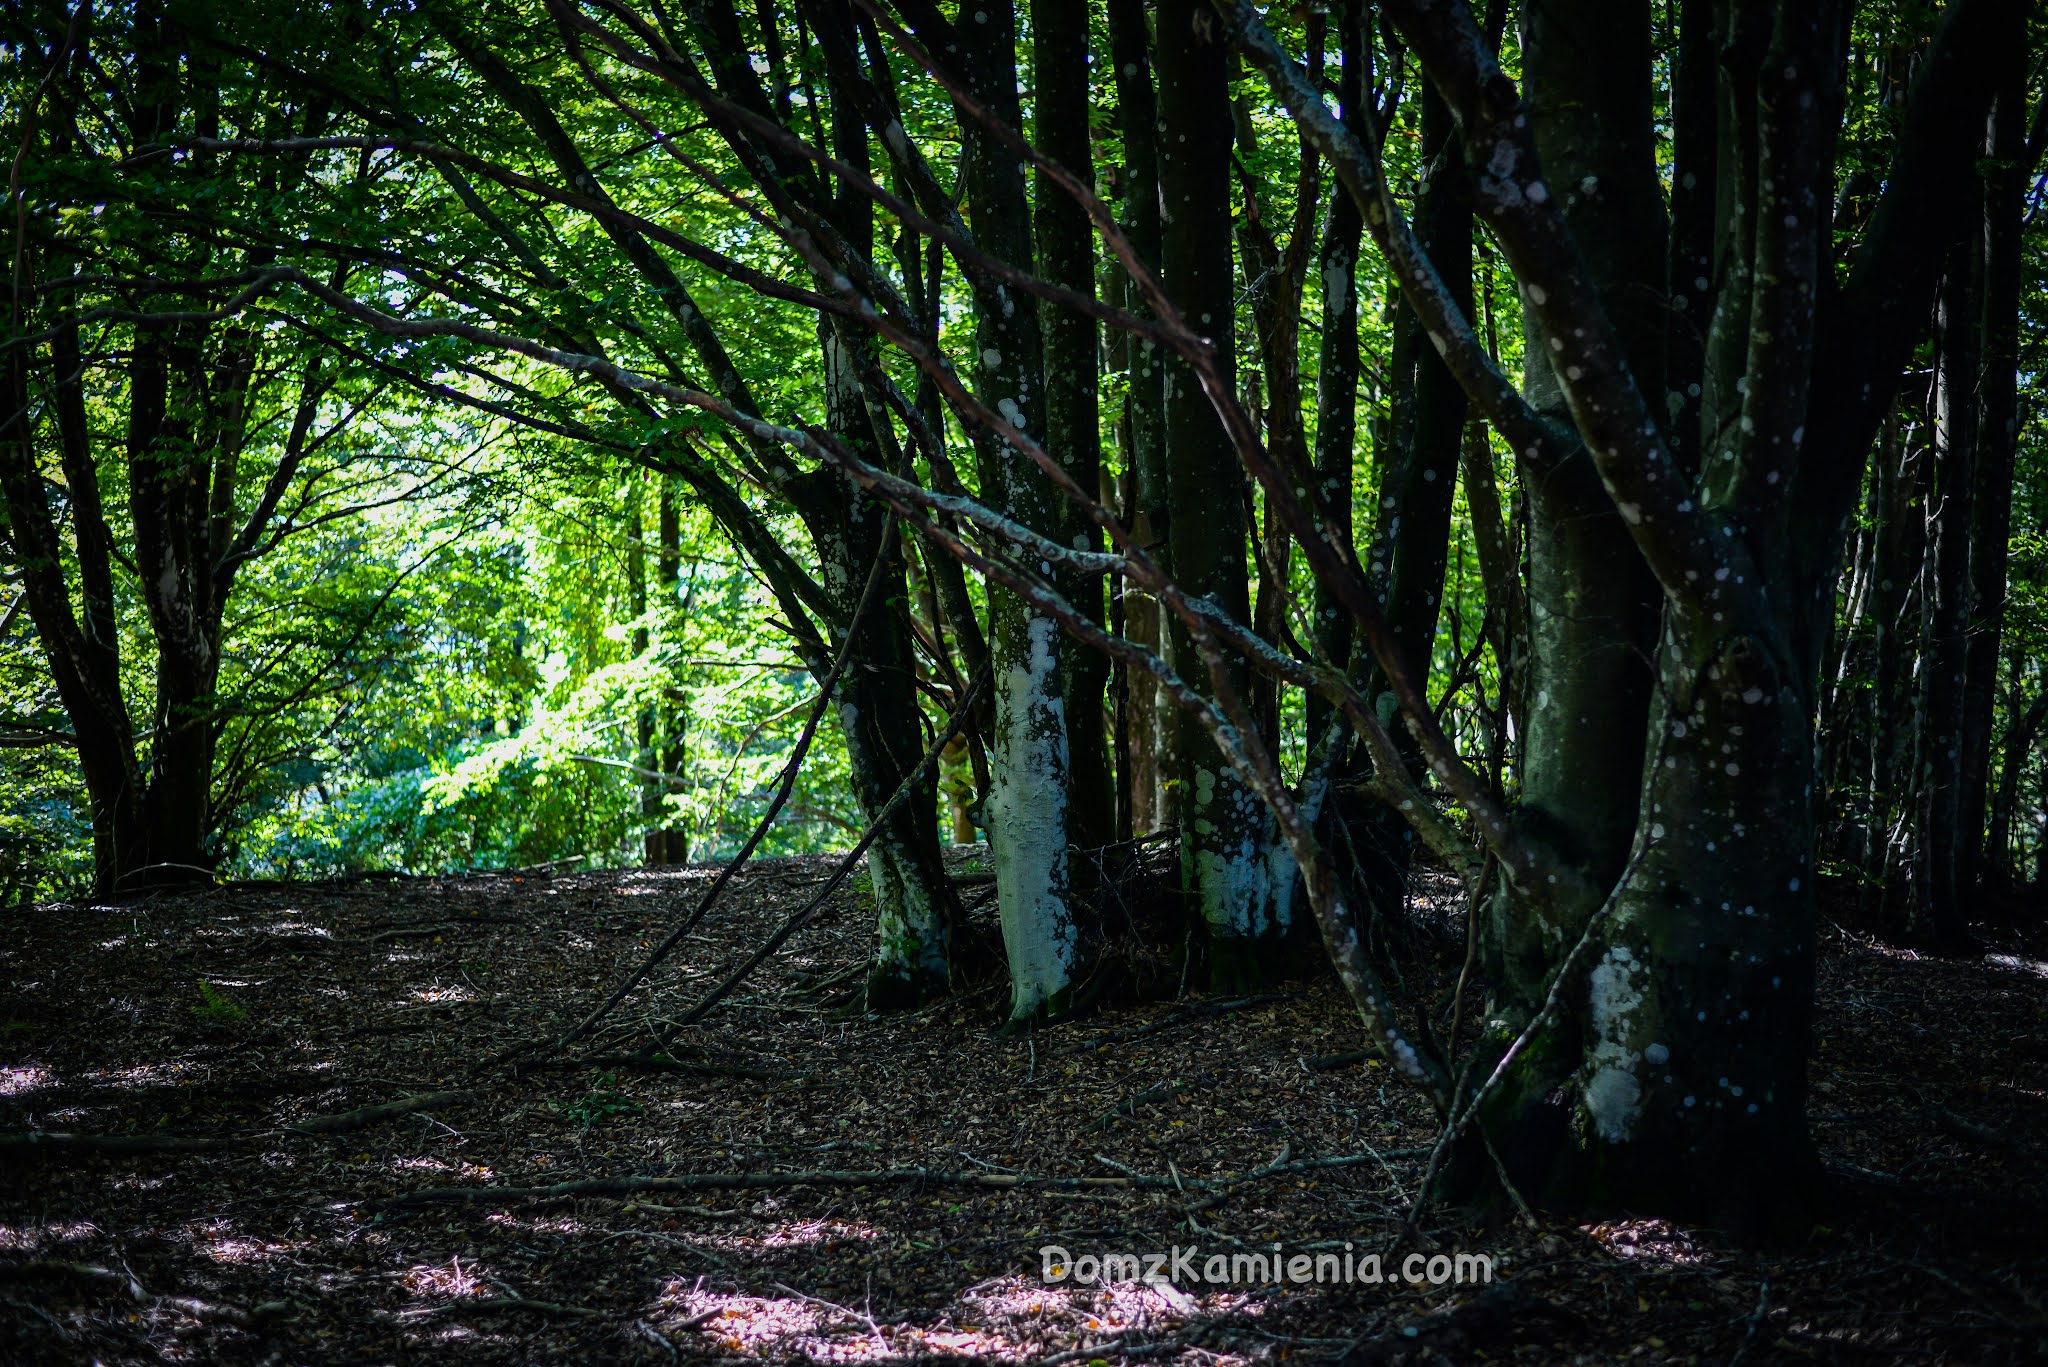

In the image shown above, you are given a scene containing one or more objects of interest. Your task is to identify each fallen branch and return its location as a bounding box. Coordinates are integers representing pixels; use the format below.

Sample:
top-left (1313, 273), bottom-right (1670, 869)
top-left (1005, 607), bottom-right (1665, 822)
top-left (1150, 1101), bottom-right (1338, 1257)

top-left (1937, 1109), bottom-right (2048, 1163)
top-left (0, 1131), bottom-right (235, 1155)
top-left (539, 1054), bottom-right (794, 1081)
top-left (385, 1149), bottom-right (1424, 1207)
top-left (0, 1260), bottom-right (286, 1328)
top-left (2, 1089), bottom-right (482, 1155)
top-left (284, 1090), bottom-right (476, 1134)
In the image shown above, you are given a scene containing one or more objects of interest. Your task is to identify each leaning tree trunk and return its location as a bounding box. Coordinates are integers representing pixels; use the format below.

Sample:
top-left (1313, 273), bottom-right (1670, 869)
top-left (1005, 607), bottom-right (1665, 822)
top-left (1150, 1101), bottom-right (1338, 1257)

top-left (0, 328), bottom-right (147, 893)
top-left (814, 52), bottom-right (959, 1007)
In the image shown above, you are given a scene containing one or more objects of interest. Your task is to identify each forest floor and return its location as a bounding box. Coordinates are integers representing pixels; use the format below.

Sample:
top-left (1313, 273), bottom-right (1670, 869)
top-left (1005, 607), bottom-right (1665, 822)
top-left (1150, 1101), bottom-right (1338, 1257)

top-left (2, 851), bottom-right (2046, 1365)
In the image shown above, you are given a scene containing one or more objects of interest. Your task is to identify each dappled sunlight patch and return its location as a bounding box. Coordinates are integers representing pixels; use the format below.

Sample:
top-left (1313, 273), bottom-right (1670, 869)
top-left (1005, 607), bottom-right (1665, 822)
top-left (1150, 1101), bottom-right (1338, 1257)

top-left (679, 1208), bottom-right (881, 1261)
top-left (403, 1255), bottom-right (486, 1301)
top-left (408, 985), bottom-right (479, 1004)
top-left (175, 1219), bottom-right (306, 1267)
top-left (481, 1211), bottom-right (586, 1236)
top-left (643, 1269), bottom-right (1252, 1363)
top-left (0, 1219), bottom-right (100, 1251)
top-left (46, 1105), bottom-right (107, 1123)
top-left (654, 1284), bottom-right (876, 1359)
top-left (1580, 1218), bottom-right (1710, 1267)
top-left (0, 1064), bottom-right (55, 1096)
top-left (95, 1061), bottom-right (194, 1089)
top-left (390, 1155), bottom-right (497, 1180)
top-left (1985, 953), bottom-right (2048, 981)
top-left (753, 1221), bottom-right (880, 1254)
top-left (252, 919), bottom-right (338, 945)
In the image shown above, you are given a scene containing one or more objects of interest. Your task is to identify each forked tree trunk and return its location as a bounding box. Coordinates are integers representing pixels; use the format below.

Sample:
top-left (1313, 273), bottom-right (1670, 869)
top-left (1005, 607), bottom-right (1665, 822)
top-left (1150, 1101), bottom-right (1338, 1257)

top-left (1220, 0), bottom-right (2017, 1228)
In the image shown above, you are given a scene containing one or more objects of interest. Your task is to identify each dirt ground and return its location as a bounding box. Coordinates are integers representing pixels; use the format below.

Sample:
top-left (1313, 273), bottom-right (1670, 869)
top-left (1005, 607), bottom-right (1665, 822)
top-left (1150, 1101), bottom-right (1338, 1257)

top-left (2, 851), bottom-right (2045, 1364)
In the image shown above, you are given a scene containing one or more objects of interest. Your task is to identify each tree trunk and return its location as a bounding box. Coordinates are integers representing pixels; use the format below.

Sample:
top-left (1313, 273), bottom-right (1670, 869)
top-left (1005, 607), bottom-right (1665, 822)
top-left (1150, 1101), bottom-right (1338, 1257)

top-left (811, 45), bottom-right (959, 1007)
top-left (1032, 0), bottom-right (1113, 857)
top-left (1989, 693), bottom-right (2048, 882)
top-left (1157, 0), bottom-right (1298, 987)
top-left (1107, 0), bottom-right (1169, 836)
top-left (1481, 0), bottom-right (1664, 1000)
top-left (1959, 49), bottom-right (2026, 895)
top-left (0, 333), bottom-right (146, 893)
top-left (948, 0), bottom-right (1107, 1020)
top-left (1307, 0), bottom-right (1365, 743)
top-left (127, 324), bottom-right (226, 887)
top-left (1920, 262), bottom-right (1977, 946)
top-left (647, 479), bottom-right (688, 864)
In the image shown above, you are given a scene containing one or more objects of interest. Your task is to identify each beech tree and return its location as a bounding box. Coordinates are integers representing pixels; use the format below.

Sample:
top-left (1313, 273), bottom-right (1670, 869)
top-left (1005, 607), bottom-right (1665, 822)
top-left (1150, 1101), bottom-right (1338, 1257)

top-left (0, 4), bottom-right (441, 891)
top-left (13, 0), bottom-right (2046, 1237)
top-left (1228, 0), bottom-right (2027, 1224)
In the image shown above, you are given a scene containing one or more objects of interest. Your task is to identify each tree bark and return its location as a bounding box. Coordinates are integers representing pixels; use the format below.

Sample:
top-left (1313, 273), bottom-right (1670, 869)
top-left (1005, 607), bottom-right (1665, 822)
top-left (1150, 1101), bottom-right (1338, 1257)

top-left (1158, 0), bottom-right (1298, 987)
top-left (1107, 0), bottom-right (1170, 838)
top-left (935, 0), bottom-right (1108, 1019)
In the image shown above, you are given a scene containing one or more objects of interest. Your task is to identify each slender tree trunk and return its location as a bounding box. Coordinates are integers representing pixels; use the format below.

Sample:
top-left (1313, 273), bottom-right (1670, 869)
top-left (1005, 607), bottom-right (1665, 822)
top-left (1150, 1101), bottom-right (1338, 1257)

top-left (1031, 0), bottom-right (1112, 853)
top-left (1989, 693), bottom-right (2048, 882)
top-left (1959, 48), bottom-right (2026, 894)
top-left (1921, 263), bottom-right (1978, 946)
top-left (1307, 0), bottom-right (1365, 743)
top-left (1107, 0), bottom-right (1168, 836)
top-left (649, 480), bottom-right (688, 863)
top-left (806, 44), bottom-right (959, 1007)
top-left (1337, 81), bottom-right (1472, 941)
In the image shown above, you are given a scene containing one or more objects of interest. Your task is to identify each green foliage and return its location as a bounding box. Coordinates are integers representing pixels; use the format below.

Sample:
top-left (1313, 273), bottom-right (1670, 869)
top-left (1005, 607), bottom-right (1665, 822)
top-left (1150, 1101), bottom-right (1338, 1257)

top-left (192, 980), bottom-right (250, 1025)
top-left (549, 1074), bottom-right (642, 1128)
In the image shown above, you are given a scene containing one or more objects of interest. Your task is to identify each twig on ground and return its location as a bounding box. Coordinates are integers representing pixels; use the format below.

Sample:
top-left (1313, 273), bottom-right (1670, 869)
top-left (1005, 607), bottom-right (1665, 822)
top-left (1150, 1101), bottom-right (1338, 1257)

top-left (384, 1147), bottom-right (1426, 1207)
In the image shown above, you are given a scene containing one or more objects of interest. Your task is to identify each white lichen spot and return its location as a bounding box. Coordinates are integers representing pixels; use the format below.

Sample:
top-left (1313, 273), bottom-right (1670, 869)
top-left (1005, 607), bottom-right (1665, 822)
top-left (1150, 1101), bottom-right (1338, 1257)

top-left (1585, 945), bottom-right (1647, 1141)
